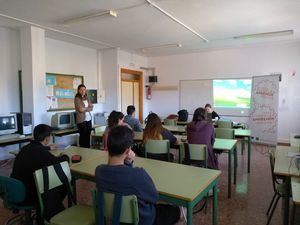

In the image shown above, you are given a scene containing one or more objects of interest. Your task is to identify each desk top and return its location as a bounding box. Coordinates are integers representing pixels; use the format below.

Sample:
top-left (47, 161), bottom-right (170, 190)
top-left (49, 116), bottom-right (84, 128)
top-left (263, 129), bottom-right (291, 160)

top-left (274, 146), bottom-right (300, 177)
top-left (234, 129), bottom-right (251, 137)
top-left (291, 177), bottom-right (300, 204)
top-left (70, 150), bottom-right (221, 202)
top-left (0, 135), bottom-right (33, 146)
top-left (52, 146), bottom-right (102, 163)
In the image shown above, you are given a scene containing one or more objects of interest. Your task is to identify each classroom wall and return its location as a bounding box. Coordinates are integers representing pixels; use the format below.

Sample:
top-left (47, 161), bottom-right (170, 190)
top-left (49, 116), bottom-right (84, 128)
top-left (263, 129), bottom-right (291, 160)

top-left (0, 27), bottom-right (21, 114)
top-left (45, 38), bottom-right (103, 124)
top-left (147, 42), bottom-right (300, 142)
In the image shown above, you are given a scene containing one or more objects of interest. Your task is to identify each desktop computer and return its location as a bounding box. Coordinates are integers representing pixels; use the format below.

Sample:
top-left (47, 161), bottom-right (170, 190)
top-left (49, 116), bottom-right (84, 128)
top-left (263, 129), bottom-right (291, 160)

top-left (13, 112), bottom-right (33, 135)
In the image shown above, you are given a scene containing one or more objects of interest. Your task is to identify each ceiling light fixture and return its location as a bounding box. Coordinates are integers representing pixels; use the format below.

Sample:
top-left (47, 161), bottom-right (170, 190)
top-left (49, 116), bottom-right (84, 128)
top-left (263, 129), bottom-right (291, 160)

top-left (63, 10), bottom-right (117, 25)
top-left (233, 30), bottom-right (293, 40)
top-left (141, 43), bottom-right (182, 52)
top-left (145, 0), bottom-right (208, 42)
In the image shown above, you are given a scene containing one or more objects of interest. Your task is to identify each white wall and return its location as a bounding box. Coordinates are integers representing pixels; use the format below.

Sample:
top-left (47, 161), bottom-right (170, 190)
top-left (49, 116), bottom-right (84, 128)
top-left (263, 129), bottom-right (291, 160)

top-left (0, 27), bottom-right (21, 114)
top-left (45, 38), bottom-right (103, 123)
top-left (148, 42), bottom-right (300, 142)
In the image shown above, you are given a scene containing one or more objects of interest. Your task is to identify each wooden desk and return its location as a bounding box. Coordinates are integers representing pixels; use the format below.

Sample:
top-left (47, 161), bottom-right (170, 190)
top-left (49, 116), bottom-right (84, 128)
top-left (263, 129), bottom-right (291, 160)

top-left (0, 135), bottom-right (33, 147)
top-left (274, 146), bottom-right (300, 225)
top-left (51, 146), bottom-right (101, 163)
top-left (234, 129), bottom-right (251, 173)
top-left (70, 150), bottom-right (221, 225)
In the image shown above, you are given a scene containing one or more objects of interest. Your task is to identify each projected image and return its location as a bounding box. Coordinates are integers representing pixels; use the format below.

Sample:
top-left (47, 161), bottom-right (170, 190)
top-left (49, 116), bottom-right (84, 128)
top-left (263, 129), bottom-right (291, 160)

top-left (213, 79), bottom-right (252, 108)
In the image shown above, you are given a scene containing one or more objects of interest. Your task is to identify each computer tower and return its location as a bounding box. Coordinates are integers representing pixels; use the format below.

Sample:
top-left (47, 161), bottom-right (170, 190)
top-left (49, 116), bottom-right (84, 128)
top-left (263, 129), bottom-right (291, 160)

top-left (14, 112), bottom-right (33, 135)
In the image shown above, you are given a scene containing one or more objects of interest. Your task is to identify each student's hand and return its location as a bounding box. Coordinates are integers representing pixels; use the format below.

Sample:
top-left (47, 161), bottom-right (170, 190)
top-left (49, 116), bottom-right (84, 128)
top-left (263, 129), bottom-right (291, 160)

top-left (125, 149), bottom-right (135, 164)
top-left (49, 144), bottom-right (57, 150)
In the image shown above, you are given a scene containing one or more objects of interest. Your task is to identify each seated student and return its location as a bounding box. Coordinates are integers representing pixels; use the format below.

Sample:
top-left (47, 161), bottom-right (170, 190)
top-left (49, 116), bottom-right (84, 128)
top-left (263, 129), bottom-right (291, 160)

top-left (124, 105), bottom-right (143, 132)
top-left (103, 110), bottom-right (131, 150)
top-left (11, 124), bottom-right (67, 224)
top-left (205, 103), bottom-right (220, 120)
top-left (143, 113), bottom-right (177, 146)
top-left (95, 126), bottom-right (180, 225)
top-left (187, 108), bottom-right (218, 169)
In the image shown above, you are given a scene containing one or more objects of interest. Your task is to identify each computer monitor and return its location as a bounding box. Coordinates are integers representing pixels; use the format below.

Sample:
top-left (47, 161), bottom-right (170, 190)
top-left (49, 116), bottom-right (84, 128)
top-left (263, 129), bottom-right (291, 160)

top-left (0, 114), bottom-right (18, 135)
top-left (51, 112), bottom-right (75, 130)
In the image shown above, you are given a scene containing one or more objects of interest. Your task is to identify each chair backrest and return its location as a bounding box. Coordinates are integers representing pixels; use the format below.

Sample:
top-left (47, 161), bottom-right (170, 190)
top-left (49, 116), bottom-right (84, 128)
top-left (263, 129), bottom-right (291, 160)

top-left (215, 128), bottom-right (235, 139)
top-left (92, 190), bottom-right (139, 225)
top-left (34, 161), bottom-right (72, 216)
top-left (95, 126), bottom-right (106, 133)
top-left (163, 119), bottom-right (177, 126)
top-left (145, 139), bottom-right (170, 156)
top-left (0, 176), bottom-right (26, 207)
top-left (179, 143), bottom-right (207, 166)
top-left (217, 120), bottom-right (233, 128)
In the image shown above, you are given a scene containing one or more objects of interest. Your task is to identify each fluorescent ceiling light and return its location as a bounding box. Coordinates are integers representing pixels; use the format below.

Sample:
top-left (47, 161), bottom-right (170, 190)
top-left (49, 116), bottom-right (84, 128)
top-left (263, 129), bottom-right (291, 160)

top-left (63, 10), bottom-right (117, 25)
top-left (145, 0), bottom-right (208, 42)
top-left (141, 43), bottom-right (182, 52)
top-left (233, 30), bottom-right (293, 40)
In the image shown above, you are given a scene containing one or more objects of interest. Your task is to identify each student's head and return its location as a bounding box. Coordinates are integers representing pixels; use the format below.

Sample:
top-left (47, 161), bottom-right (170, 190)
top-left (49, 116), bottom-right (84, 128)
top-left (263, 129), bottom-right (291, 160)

top-left (77, 84), bottom-right (87, 97)
top-left (205, 104), bottom-right (213, 113)
top-left (127, 105), bottom-right (135, 116)
top-left (107, 126), bottom-right (134, 157)
top-left (143, 113), bottom-right (163, 143)
top-left (33, 124), bottom-right (52, 143)
top-left (108, 111), bottom-right (124, 128)
top-left (192, 107), bottom-right (207, 122)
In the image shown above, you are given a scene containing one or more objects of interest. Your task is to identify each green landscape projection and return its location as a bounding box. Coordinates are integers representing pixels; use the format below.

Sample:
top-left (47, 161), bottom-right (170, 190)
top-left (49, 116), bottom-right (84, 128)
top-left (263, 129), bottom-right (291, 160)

top-left (213, 79), bottom-right (252, 108)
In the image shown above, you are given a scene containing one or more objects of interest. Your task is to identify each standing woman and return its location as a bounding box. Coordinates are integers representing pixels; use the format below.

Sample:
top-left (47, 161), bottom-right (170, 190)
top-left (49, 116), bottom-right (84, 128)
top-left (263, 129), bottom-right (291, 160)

top-left (187, 107), bottom-right (218, 169)
top-left (74, 84), bottom-right (93, 148)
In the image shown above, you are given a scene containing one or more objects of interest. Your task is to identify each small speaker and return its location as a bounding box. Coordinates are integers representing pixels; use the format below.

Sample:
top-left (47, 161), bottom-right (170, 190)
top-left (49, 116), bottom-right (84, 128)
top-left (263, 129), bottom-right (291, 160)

top-left (148, 76), bottom-right (158, 83)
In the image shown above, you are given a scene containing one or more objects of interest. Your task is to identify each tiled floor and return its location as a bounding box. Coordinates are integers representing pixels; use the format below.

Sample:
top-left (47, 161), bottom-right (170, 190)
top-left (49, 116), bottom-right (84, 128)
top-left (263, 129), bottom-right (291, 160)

top-left (0, 143), bottom-right (298, 225)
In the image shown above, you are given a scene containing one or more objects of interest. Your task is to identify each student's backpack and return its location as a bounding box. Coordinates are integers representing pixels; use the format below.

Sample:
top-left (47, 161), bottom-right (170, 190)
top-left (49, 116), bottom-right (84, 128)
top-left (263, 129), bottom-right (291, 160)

top-left (177, 109), bottom-right (188, 122)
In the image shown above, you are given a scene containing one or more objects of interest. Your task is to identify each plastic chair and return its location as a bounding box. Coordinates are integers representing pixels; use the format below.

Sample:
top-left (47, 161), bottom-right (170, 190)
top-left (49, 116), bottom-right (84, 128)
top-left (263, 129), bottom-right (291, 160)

top-left (92, 126), bottom-right (106, 149)
top-left (34, 161), bottom-right (95, 225)
top-left (179, 143), bottom-right (208, 214)
top-left (217, 120), bottom-right (233, 128)
top-left (145, 139), bottom-right (172, 162)
top-left (215, 128), bottom-right (235, 139)
top-left (266, 151), bottom-right (289, 225)
top-left (179, 143), bottom-right (207, 165)
top-left (92, 190), bottom-right (139, 225)
top-left (0, 176), bottom-right (35, 225)
top-left (164, 119), bottom-right (177, 126)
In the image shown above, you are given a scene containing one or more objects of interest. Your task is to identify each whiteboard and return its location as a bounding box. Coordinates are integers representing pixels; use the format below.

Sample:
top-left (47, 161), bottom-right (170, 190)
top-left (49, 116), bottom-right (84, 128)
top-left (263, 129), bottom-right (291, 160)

top-left (179, 79), bottom-right (251, 117)
top-left (179, 79), bottom-right (212, 115)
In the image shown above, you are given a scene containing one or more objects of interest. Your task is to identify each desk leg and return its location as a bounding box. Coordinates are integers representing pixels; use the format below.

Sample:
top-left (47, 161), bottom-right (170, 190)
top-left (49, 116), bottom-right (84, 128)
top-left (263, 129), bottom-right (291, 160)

top-left (228, 151), bottom-right (232, 198)
top-left (187, 202), bottom-right (193, 225)
top-left (241, 138), bottom-right (245, 155)
top-left (213, 183), bottom-right (218, 225)
top-left (234, 146), bottom-right (237, 185)
top-left (247, 136), bottom-right (251, 173)
top-left (283, 177), bottom-right (291, 225)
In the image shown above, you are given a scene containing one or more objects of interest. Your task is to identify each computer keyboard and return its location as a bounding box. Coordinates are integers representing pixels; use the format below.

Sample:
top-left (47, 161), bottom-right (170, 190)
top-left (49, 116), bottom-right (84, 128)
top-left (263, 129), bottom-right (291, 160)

top-left (0, 133), bottom-right (22, 140)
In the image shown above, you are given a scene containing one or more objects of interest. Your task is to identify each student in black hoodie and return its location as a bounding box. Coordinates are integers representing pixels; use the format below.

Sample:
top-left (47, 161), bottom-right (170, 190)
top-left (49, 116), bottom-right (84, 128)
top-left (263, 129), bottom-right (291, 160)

top-left (11, 124), bottom-right (67, 224)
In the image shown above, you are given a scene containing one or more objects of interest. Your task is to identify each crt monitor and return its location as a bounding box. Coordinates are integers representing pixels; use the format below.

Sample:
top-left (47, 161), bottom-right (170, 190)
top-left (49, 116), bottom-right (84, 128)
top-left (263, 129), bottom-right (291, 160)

top-left (0, 114), bottom-right (18, 135)
top-left (51, 112), bottom-right (74, 129)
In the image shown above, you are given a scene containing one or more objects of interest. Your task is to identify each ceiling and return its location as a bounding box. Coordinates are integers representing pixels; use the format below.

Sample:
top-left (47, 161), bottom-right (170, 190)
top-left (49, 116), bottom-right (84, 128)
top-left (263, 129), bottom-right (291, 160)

top-left (0, 0), bottom-right (299, 56)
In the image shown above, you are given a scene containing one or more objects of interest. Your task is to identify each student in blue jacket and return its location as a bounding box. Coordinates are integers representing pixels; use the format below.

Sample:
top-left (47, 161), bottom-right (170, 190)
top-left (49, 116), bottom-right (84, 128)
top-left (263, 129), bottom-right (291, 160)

top-left (95, 126), bottom-right (180, 225)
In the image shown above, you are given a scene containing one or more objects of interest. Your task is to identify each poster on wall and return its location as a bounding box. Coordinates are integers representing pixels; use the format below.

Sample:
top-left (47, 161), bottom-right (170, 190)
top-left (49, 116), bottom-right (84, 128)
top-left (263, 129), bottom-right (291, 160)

top-left (249, 74), bottom-right (280, 145)
top-left (46, 73), bottom-right (83, 111)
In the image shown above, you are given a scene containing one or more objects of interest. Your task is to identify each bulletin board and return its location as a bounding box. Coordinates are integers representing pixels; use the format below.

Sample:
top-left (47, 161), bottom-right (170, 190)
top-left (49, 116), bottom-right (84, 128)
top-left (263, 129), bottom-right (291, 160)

top-left (46, 73), bottom-right (84, 111)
